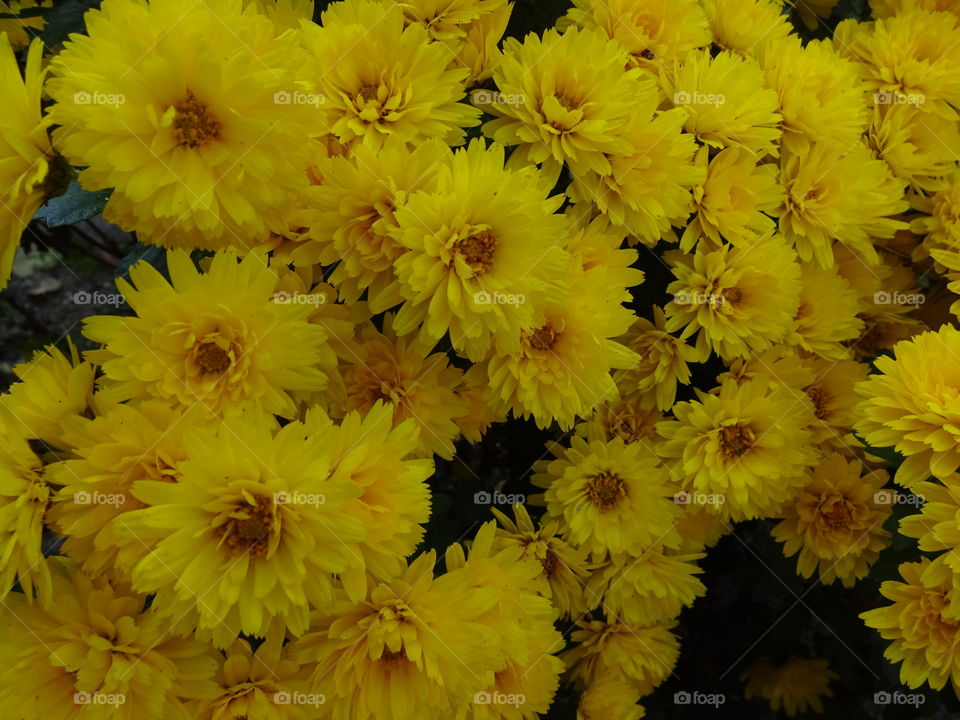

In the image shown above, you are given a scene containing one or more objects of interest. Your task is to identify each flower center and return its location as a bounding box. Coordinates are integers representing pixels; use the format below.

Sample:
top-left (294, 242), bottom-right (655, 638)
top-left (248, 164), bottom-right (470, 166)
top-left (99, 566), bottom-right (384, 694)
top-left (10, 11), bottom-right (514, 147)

top-left (723, 287), bottom-right (743, 306)
top-left (379, 649), bottom-right (408, 665)
top-left (358, 85), bottom-right (380, 102)
top-left (173, 91), bottom-right (222, 149)
top-left (586, 472), bottom-right (627, 512)
top-left (453, 230), bottom-right (496, 274)
top-left (555, 93), bottom-right (579, 111)
top-left (806, 386), bottom-right (828, 419)
top-left (719, 424), bottom-right (754, 459)
top-left (819, 498), bottom-right (853, 530)
top-left (525, 324), bottom-right (558, 352)
top-left (214, 495), bottom-right (275, 559)
top-left (194, 342), bottom-right (231, 375)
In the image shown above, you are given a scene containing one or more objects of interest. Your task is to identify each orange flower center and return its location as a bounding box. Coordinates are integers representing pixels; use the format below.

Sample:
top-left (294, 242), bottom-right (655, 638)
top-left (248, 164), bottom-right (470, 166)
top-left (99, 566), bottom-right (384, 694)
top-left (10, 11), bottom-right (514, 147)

top-left (719, 424), bottom-right (754, 459)
top-left (214, 496), bottom-right (275, 559)
top-left (173, 91), bottom-right (222, 149)
top-left (453, 230), bottom-right (496, 274)
top-left (194, 342), bottom-right (231, 375)
top-left (525, 324), bottom-right (558, 352)
top-left (586, 472), bottom-right (627, 512)
top-left (806, 386), bottom-right (828, 419)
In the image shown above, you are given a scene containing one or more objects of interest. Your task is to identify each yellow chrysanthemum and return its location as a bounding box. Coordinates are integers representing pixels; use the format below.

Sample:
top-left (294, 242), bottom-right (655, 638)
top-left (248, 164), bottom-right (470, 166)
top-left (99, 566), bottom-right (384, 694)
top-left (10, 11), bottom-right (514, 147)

top-left (855, 324), bottom-right (960, 488)
top-left (775, 141), bottom-right (908, 267)
top-left (869, 104), bottom-right (960, 193)
top-left (83, 250), bottom-right (331, 419)
top-left (47, 0), bottom-right (324, 250)
top-left (482, 27), bottom-right (652, 182)
top-left (0, 35), bottom-right (52, 289)
top-left (244, 0), bottom-right (313, 28)
top-left (834, 10), bottom-right (960, 119)
top-left (449, 1), bottom-right (512, 85)
top-left (800, 355), bottom-right (869, 446)
top-left (339, 314), bottom-right (469, 459)
top-left (680, 145), bottom-right (782, 250)
top-left (577, 389), bottom-right (666, 447)
top-left (559, 0), bottom-right (712, 72)
top-left (302, 0), bottom-right (479, 148)
top-left (117, 411), bottom-right (367, 647)
top-left (913, 171), bottom-right (960, 263)
top-left (663, 48), bottom-right (781, 156)
top-left (0, 1), bottom-right (49, 49)
top-left (0, 566), bottom-right (219, 719)
top-left (664, 231), bottom-right (802, 360)
top-left (674, 502), bottom-right (730, 553)
top-left (577, 677), bottom-right (645, 720)
top-left (870, 0), bottom-right (960, 17)
top-left (392, 0), bottom-right (509, 43)
top-left (658, 377), bottom-right (816, 520)
top-left (788, 261), bottom-right (864, 360)
top-left (861, 558), bottom-right (960, 694)
top-left (742, 657), bottom-right (838, 716)
top-left (773, 452), bottom-right (891, 587)
top-left (533, 436), bottom-right (682, 559)
top-left (900, 475), bottom-right (960, 578)
top-left (564, 209), bottom-right (645, 303)
top-left (700, 0), bottom-right (792, 55)
top-left (390, 140), bottom-right (569, 361)
top-left (758, 35), bottom-right (868, 154)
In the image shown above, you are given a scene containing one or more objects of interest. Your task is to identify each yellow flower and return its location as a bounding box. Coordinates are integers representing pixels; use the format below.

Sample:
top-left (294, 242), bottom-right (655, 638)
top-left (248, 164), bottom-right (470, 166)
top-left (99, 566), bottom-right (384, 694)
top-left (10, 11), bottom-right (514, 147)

top-left (0, 35), bottom-right (52, 289)
top-left (742, 657), bottom-right (838, 716)
top-left (0, 566), bottom-right (219, 719)
top-left (900, 475), bottom-right (960, 576)
top-left (775, 141), bottom-right (908, 268)
top-left (390, 140), bottom-right (569, 361)
top-left (834, 10), bottom-right (960, 119)
top-left (793, 0), bottom-right (839, 29)
top-left (700, 0), bottom-right (793, 55)
top-left (84, 250), bottom-right (331, 419)
top-left (869, 104), bottom-right (960, 193)
top-left (663, 48), bottom-right (781, 156)
top-left (861, 557), bottom-right (960, 693)
top-left (564, 209), bottom-right (645, 302)
top-left (48, 0), bottom-right (324, 249)
top-left (559, 0), bottom-right (711, 72)
top-left (788, 261), bottom-right (864, 360)
top-left (448, 1), bottom-right (512, 85)
top-left (773, 452), bottom-right (891, 587)
top-left (680, 145), bottom-right (783, 251)
top-left (303, 0), bottom-right (479, 148)
top-left (913, 171), bottom-right (960, 262)
top-left (855, 324), bottom-right (960, 488)
top-left (482, 27), bottom-right (652, 182)
top-left (664, 231), bottom-right (802, 360)
top-left (577, 677), bottom-right (645, 720)
top-left (658, 377), bottom-right (816, 520)
top-left (758, 36), bottom-right (868, 154)
top-left (533, 436), bottom-right (682, 559)
top-left (0, 1), bottom-right (49, 49)
top-left (577, 389), bottom-right (665, 446)
top-left (243, 0), bottom-right (313, 28)
top-left (870, 0), bottom-right (960, 17)
top-left (801, 354), bottom-right (869, 446)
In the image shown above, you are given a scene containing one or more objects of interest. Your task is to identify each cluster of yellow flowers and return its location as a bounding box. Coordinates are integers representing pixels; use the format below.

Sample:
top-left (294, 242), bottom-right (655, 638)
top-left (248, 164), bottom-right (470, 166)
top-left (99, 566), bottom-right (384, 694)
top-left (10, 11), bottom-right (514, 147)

top-left (2, 0), bottom-right (960, 717)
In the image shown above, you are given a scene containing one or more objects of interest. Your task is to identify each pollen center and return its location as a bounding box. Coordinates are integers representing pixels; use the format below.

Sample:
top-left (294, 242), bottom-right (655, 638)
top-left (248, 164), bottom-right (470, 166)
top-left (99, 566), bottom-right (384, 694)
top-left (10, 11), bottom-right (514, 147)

top-left (358, 85), bottom-right (380, 102)
top-left (806, 386), bottom-right (828, 419)
top-left (719, 424), bottom-right (754, 459)
top-left (819, 499), bottom-right (853, 530)
top-left (194, 342), bottom-right (231, 375)
top-left (453, 230), bottom-right (496, 274)
top-left (586, 472), bottom-right (627, 512)
top-left (525, 324), bottom-right (558, 352)
top-left (214, 496), bottom-right (275, 559)
top-left (723, 287), bottom-right (743, 306)
top-left (173, 91), bottom-right (222, 149)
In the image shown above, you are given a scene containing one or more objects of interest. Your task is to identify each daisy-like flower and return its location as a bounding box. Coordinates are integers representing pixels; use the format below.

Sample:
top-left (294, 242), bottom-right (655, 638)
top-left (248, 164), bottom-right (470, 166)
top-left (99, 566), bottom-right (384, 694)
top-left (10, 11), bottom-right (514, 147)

top-left (664, 231), bottom-right (802, 360)
top-left (481, 27), bottom-right (652, 182)
top-left (772, 453), bottom-right (891, 587)
top-left (788, 261), bottom-right (864, 360)
top-left (618, 306), bottom-right (703, 411)
top-left (0, 566), bottom-right (219, 719)
top-left (47, 0), bottom-right (325, 250)
top-left (758, 36), bottom-right (868, 154)
top-left (291, 137), bottom-right (449, 311)
top-left (564, 210), bottom-right (645, 304)
top-left (855, 324), bottom-right (960, 488)
top-left (869, 104), bottom-right (960, 193)
top-left (482, 264), bottom-right (639, 430)
top-left (302, 0), bottom-right (479, 148)
top-left (449, 1), bottom-right (512, 86)
top-left (658, 377), bottom-right (817, 520)
top-left (577, 677), bottom-right (645, 720)
top-left (394, 0), bottom-right (510, 44)
top-left (288, 551), bottom-right (504, 720)
top-left (390, 140), bottom-right (570, 361)
top-left (913, 171), bottom-right (960, 261)
top-left (0, 339), bottom-right (94, 447)
top-left (339, 315), bottom-right (469, 460)
top-left (559, 0), bottom-right (711, 73)
top-left (589, 547), bottom-right (706, 625)
top-left (679, 146), bottom-right (782, 250)
top-left (84, 250), bottom-right (331, 419)
top-left (662, 49), bottom-right (781, 157)
top-left (900, 475), bottom-right (960, 576)
top-left (674, 502), bottom-right (729, 553)
top-left (577, 389), bottom-right (665, 446)
top-left (533, 436), bottom-right (682, 559)
top-left (563, 617), bottom-right (680, 695)
top-left (801, 355), bottom-right (869, 446)
top-left (861, 558), bottom-right (960, 693)
top-left (775, 142), bottom-right (908, 268)
top-left (490, 504), bottom-right (591, 619)
top-left (117, 411), bottom-right (367, 648)
top-left (834, 10), bottom-right (960, 119)
top-left (700, 0), bottom-right (792, 55)
top-left (0, 35), bottom-right (53, 290)
top-left (742, 657), bottom-right (838, 717)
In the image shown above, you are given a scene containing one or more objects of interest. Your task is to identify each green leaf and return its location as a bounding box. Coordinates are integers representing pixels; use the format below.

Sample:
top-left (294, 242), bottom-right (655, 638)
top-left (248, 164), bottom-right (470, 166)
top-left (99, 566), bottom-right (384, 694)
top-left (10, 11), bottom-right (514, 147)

top-left (34, 181), bottom-right (111, 227)
top-left (113, 243), bottom-right (168, 280)
top-left (42, 0), bottom-right (102, 47)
